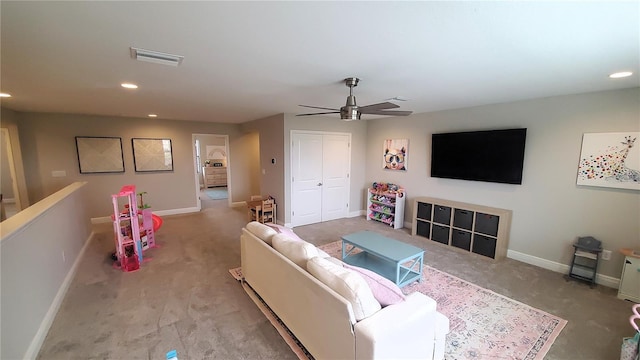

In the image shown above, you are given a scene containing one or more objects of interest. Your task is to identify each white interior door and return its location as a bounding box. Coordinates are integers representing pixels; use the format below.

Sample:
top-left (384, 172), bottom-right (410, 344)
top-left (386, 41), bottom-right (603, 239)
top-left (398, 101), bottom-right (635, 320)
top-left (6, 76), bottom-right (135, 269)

top-left (321, 134), bottom-right (350, 221)
top-left (291, 132), bottom-right (350, 226)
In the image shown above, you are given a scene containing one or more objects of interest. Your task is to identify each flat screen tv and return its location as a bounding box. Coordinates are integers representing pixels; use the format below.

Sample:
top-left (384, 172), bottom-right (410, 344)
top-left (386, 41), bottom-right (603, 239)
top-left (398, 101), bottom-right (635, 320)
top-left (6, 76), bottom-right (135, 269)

top-left (431, 128), bottom-right (527, 185)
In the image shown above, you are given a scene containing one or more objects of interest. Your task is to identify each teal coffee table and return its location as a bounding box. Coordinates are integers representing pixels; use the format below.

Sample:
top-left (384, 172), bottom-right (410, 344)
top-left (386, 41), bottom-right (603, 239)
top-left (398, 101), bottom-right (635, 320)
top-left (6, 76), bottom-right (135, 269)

top-left (341, 231), bottom-right (424, 287)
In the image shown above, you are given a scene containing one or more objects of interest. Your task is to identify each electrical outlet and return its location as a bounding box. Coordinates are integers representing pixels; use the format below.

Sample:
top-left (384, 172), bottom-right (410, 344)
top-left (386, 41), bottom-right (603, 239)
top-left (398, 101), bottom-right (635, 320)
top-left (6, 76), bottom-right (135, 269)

top-left (602, 249), bottom-right (611, 261)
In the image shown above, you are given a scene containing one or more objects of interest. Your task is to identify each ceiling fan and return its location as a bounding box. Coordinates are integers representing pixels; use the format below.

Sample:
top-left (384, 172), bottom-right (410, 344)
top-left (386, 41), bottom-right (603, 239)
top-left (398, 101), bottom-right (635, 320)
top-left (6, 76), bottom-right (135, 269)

top-left (297, 77), bottom-right (413, 121)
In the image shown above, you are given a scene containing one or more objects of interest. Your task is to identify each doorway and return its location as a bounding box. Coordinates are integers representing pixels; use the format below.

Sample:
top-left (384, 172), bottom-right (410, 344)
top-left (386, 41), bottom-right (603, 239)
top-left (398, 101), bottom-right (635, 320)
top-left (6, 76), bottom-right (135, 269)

top-left (290, 131), bottom-right (351, 227)
top-left (192, 134), bottom-right (231, 210)
top-left (1, 128), bottom-right (21, 220)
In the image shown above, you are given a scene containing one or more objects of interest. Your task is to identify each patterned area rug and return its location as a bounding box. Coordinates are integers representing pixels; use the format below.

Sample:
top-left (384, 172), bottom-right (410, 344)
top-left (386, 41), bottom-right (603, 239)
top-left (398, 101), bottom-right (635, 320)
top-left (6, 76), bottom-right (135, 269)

top-left (317, 240), bottom-right (567, 360)
top-left (205, 187), bottom-right (228, 200)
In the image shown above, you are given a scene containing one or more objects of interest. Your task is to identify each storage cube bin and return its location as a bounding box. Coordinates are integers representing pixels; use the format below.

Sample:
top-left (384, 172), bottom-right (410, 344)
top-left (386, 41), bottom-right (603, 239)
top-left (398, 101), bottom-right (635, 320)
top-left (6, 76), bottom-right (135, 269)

top-left (453, 209), bottom-right (473, 230)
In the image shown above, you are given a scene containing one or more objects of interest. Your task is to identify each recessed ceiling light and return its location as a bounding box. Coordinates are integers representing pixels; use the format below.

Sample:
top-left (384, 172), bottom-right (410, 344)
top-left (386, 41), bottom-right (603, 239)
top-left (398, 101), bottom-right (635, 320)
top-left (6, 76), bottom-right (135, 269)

top-left (609, 71), bottom-right (633, 78)
top-left (148, 114), bottom-right (157, 118)
top-left (0, 93), bottom-right (11, 97)
top-left (121, 83), bottom-right (138, 89)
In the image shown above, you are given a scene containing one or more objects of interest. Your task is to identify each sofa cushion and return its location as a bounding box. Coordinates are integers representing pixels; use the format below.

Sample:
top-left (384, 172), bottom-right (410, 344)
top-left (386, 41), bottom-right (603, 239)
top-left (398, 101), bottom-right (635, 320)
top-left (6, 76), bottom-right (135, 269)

top-left (246, 221), bottom-right (277, 245)
top-left (341, 263), bottom-right (406, 307)
top-left (307, 256), bottom-right (381, 321)
top-left (272, 234), bottom-right (318, 269)
top-left (325, 258), bottom-right (406, 307)
top-left (316, 248), bottom-right (331, 258)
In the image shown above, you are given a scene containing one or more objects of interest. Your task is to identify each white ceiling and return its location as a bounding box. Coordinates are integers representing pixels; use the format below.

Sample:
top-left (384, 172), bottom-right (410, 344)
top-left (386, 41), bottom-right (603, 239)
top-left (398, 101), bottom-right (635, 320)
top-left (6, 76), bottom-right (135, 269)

top-left (1, 1), bottom-right (638, 124)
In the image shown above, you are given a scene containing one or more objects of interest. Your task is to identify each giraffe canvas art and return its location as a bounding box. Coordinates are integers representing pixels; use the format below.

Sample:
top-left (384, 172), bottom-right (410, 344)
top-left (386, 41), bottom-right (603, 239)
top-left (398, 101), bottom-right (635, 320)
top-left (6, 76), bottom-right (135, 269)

top-left (577, 132), bottom-right (640, 190)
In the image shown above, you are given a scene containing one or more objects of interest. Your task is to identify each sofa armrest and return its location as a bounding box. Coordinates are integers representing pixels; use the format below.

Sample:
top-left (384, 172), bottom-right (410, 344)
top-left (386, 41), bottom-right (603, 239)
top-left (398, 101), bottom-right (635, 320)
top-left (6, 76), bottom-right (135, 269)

top-left (354, 292), bottom-right (439, 359)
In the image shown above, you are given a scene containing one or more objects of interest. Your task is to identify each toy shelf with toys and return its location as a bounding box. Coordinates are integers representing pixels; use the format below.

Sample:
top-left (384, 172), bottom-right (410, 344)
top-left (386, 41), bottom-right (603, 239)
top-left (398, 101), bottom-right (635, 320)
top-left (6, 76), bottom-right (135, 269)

top-left (366, 182), bottom-right (405, 229)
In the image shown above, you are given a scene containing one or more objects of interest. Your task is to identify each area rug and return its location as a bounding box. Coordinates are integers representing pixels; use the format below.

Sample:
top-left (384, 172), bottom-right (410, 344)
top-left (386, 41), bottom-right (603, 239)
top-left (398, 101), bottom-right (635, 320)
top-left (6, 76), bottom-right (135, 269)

top-left (205, 187), bottom-right (228, 200)
top-left (231, 240), bottom-right (567, 360)
top-left (318, 240), bottom-right (567, 360)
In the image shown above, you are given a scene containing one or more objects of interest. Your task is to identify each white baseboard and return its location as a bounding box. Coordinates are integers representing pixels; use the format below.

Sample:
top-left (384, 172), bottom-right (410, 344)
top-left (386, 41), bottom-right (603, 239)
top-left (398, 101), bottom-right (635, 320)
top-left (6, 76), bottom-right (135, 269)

top-left (91, 207), bottom-right (201, 224)
top-left (153, 207), bottom-right (200, 217)
top-left (348, 210), bottom-right (365, 218)
top-left (507, 249), bottom-right (620, 289)
top-left (24, 231), bottom-right (95, 359)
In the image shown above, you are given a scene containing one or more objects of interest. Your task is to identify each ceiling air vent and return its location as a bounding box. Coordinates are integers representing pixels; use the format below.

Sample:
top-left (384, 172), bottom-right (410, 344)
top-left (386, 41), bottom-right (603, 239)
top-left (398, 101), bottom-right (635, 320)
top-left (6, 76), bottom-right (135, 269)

top-left (130, 47), bottom-right (184, 67)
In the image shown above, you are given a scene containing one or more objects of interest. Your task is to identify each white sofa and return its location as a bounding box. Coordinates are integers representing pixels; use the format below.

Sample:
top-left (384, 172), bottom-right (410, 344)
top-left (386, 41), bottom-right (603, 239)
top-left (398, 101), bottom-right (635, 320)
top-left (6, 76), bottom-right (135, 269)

top-left (240, 222), bottom-right (449, 360)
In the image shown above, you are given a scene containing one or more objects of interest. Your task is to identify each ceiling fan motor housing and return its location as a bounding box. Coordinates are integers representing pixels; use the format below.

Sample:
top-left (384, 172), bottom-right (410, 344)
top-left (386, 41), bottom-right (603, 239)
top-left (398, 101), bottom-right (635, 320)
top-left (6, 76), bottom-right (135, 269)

top-left (341, 106), bottom-right (361, 120)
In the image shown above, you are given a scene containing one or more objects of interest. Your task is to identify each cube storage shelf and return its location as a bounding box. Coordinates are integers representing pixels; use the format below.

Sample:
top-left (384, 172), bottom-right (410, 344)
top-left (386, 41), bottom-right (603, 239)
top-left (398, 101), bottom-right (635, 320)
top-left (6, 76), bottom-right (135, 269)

top-left (366, 188), bottom-right (405, 229)
top-left (411, 197), bottom-right (512, 260)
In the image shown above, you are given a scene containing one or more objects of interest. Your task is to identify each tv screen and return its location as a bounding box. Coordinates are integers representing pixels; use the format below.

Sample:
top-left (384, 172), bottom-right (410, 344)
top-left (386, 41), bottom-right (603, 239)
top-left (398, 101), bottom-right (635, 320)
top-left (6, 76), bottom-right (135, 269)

top-left (431, 128), bottom-right (527, 185)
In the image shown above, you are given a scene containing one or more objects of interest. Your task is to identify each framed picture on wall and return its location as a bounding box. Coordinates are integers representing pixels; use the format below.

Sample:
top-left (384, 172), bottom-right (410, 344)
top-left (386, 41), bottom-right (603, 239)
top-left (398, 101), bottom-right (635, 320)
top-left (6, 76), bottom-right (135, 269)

top-left (383, 139), bottom-right (409, 171)
top-left (132, 138), bottom-right (174, 172)
top-left (206, 145), bottom-right (226, 160)
top-left (75, 136), bottom-right (125, 174)
top-left (577, 132), bottom-right (639, 190)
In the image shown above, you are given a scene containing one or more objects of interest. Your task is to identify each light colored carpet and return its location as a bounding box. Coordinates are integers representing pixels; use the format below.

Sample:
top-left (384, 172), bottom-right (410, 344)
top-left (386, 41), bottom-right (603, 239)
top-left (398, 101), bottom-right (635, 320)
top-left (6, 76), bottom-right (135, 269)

top-left (205, 187), bottom-right (228, 200)
top-left (36, 209), bottom-right (632, 360)
top-left (238, 240), bottom-right (568, 360)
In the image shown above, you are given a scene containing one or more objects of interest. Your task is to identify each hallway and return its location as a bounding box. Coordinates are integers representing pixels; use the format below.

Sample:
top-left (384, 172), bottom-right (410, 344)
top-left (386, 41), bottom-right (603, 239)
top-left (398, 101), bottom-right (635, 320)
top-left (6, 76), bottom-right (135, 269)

top-left (199, 188), bottom-right (228, 210)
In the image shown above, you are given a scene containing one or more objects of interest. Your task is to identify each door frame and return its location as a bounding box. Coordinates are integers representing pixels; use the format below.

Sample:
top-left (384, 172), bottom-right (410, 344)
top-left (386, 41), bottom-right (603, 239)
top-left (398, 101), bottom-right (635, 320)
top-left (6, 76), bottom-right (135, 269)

top-left (192, 133), bottom-right (231, 209)
top-left (0, 128), bottom-right (22, 214)
top-left (290, 130), bottom-right (351, 227)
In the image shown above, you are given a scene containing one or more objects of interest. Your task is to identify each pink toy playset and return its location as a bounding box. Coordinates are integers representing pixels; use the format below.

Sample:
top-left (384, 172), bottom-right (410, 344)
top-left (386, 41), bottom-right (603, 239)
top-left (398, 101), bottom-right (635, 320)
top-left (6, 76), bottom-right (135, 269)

top-left (111, 185), bottom-right (163, 272)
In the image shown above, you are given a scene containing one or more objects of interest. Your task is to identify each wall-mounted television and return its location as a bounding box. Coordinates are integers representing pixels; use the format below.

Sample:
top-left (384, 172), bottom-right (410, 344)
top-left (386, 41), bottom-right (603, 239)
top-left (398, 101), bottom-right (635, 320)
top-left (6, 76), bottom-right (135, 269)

top-left (431, 128), bottom-right (527, 185)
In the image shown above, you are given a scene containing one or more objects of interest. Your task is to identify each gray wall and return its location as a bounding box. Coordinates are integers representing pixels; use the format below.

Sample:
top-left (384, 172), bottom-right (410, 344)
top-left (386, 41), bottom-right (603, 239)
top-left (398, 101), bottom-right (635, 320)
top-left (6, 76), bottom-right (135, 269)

top-left (5, 88), bottom-right (638, 279)
top-left (366, 88), bottom-right (640, 278)
top-left (16, 113), bottom-right (249, 218)
top-left (242, 114), bottom-right (286, 220)
top-left (1, 182), bottom-right (91, 360)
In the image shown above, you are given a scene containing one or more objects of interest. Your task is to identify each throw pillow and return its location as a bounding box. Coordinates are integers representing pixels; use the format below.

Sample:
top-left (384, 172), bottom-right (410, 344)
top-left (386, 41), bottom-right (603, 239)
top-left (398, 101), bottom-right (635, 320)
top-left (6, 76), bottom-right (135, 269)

top-left (272, 234), bottom-right (318, 269)
top-left (266, 223), bottom-right (303, 241)
top-left (341, 263), bottom-right (406, 307)
top-left (307, 256), bottom-right (381, 321)
top-left (246, 221), bottom-right (277, 245)
top-left (324, 258), bottom-right (405, 307)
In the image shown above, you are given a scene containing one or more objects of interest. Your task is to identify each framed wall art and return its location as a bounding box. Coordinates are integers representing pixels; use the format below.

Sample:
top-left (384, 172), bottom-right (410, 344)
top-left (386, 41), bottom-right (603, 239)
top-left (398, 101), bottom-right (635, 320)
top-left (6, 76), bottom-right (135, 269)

top-left (206, 145), bottom-right (226, 160)
top-left (383, 139), bottom-right (409, 171)
top-left (132, 138), bottom-right (174, 172)
top-left (577, 132), bottom-right (639, 190)
top-left (75, 136), bottom-right (125, 174)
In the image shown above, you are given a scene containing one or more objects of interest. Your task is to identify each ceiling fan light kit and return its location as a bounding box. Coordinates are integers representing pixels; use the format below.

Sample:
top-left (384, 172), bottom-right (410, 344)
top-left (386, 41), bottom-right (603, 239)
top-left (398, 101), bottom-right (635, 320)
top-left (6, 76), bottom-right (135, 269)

top-left (297, 77), bottom-right (412, 120)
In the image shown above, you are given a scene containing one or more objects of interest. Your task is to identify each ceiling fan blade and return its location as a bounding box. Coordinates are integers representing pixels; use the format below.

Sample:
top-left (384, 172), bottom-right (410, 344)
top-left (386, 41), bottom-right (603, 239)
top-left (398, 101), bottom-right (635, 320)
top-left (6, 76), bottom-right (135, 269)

top-left (358, 102), bottom-right (400, 112)
top-left (361, 110), bottom-right (413, 116)
top-left (296, 111), bottom-right (340, 116)
top-left (298, 105), bottom-right (340, 111)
